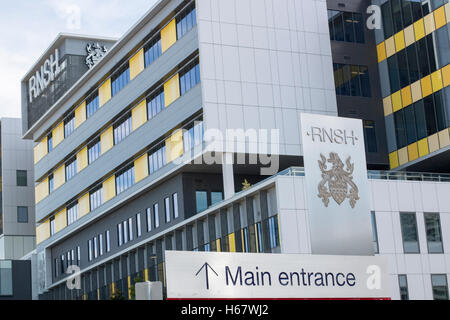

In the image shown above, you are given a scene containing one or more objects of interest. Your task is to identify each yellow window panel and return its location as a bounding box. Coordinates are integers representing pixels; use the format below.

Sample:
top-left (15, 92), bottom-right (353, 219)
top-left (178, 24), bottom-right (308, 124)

top-left (79, 193), bottom-right (90, 218)
top-left (428, 133), bottom-right (440, 153)
top-left (418, 138), bottom-right (429, 157)
top-left (392, 91), bottom-right (403, 112)
top-left (164, 73), bottom-right (180, 107)
top-left (401, 86), bottom-right (412, 108)
top-left (377, 42), bottom-right (386, 63)
top-left (54, 208), bottom-right (67, 233)
top-left (75, 101), bottom-right (87, 129)
top-left (103, 175), bottom-right (116, 202)
top-left (166, 129), bottom-right (184, 163)
top-left (54, 165), bottom-right (65, 189)
top-left (161, 19), bottom-right (177, 53)
top-left (434, 6), bottom-right (447, 29)
top-left (407, 143), bottom-right (419, 162)
top-left (34, 137), bottom-right (48, 164)
top-left (424, 12), bottom-right (436, 35)
top-left (438, 129), bottom-right (450, 148)
top-left (101, 126), bottom-right (114, 154)
top-left (76, 147), bottom-right (88, 172)
top-left (443, 64), bottom-right (450, 88)
top-left (413, 19), bottom-right (425, 41)
top-left (421, 75), bottom-right (433, 98)
top-left (431, 70), bottom-right (443, 92)
top-left (446, 3), bottom-right (450, 23)
top-left (404, 24), bottom-right (415, 47)
top-left (411, 80), bottom-right (423, 103)
top-left (398, 147), bottom-right (409, 166)
top-left (394, 31), bottom-right (405, 52)
top-left (36, 220), bottom-right (50, 245)
top-left (131, 100), bottom-right (147, 131)
top-left (216, 239), bottom-right (221, 252)
top-left (134, 154), bottom-right (149, 183)
top-left (99, 78), bottom-right (112, 107)
top-left (228, 233), bottom-right (236, 252)
top-left (35, 178), bottom-right (49, 204)
top-left (52, 122), bottom-right (64, 148)
top-left (385, 36), bottom-right (396, 58)
top-left (383, 95), bottom-right (393, 116)
top-left (129, 48), bottom-right (145, 81)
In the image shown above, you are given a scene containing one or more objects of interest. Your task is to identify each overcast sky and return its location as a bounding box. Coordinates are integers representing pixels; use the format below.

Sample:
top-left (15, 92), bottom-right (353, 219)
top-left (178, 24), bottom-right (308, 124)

top-left (0, 0), bottom-right (158, 119)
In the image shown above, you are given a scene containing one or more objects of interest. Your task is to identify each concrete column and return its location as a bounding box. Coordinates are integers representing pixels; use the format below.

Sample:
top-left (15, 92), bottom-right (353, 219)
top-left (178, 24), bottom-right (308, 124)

top-left (222, 152), bottom-right (235, 199)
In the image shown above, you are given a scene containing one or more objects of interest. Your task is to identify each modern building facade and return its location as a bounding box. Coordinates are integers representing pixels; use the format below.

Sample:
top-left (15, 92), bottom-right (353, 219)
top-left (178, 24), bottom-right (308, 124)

top-left (0, 260), bottom-right (32, 300)
top-left (20, 0), bottom-right (449, 300)
top-left (373, 0), bottom-right (450, 172)
top-left (0, 118), bottom-right (36, 260)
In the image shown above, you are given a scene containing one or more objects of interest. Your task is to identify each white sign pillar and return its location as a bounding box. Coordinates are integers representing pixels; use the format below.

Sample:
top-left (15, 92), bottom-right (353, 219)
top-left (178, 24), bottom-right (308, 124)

top-left (300, 113), bottom-right (374, 256)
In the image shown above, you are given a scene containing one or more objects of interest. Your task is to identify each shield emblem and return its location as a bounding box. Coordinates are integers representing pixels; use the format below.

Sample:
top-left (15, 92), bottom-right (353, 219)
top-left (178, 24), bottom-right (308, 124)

top-left (328, 176), bottom-right (348, 205)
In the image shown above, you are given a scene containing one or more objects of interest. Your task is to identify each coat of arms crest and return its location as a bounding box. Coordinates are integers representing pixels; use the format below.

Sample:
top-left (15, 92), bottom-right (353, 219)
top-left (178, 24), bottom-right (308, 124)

top-left (85, 43), bottom-right (108, 69)
top-left (317, 152), bottom-right (359, 208)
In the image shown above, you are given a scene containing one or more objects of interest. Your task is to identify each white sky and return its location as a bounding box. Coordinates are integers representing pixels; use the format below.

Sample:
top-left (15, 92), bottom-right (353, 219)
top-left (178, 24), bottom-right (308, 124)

top-left (0, 0), bottom-right (158, 119)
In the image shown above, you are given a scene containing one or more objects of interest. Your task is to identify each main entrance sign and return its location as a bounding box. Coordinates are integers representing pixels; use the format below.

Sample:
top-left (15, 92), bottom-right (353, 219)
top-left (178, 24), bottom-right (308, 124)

top-left (300, 113), bottom-right (374, 256)
top-left (165, 251), bottom-right (391, 299)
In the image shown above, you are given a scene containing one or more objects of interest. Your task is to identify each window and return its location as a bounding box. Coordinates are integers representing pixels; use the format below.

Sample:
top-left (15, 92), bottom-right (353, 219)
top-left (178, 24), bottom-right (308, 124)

top-left (111, 64), bottom-right (130, 97)
top-left (93, 236), bottom-right (98, 259)
top-left (256, 222), bottom-right (263, 253)
top-left (64, 112), bottom-right (76, 138)
top-left (50, 217), bottom-right (56, 236)
top-left (123, 220), bottom-right (129, 244)
top-left (60, 254), bottom-right (65, 274)
top-left (88, 239), bottom-right (93, 261)
top-left (268, 216), bottom-right (280, 249)
top-left (153, 203), bottom-right (160, 228)
top-left (17, 206), bottom-right (28, 223)
top-left (183, 121), bottom-right (204, 152)
top-left (99, 234), bottom-right (104, 256)
top-left (115, 164), bottom-right (135, 195)
top-left (172, 193), bottom-right (179, 219)
top-left (128, 217), bottom-right (133, 241)
top-left (77, 246), bottom-right (81, 265)
top-left (144, 35), bottom-right (162, 67)
top-left (136, 213), bottom-right (142, 237)
top-left (148, 145), bottom-right (167, 174)
top-left (65, 157), bottom-right (77, 181)
top-left (146, 208), bottom-right (152, 232)
top-left (88, 138), bottom-right (101, 164)
top-left (431, 275), bottom-right (449, 300)
top-left (105, 230), bottom-right (110, 253)
top-left (196, 191), bottom-right (208, 213)
top-left (147, 88), bottom-right (165, 120)
top-left (165, 197), bottom-right (171, 223)
top-left (176, 3), bottom-right (197, 39)
top-left (328, 10), bottom-right (365, 44)
top-left (117, 223), bottom-right (123, 246)
top-left (47, 133), bottom-right (53, 152)
top-left (16, 170), bottom-right (27, 186)
top-left (86, 92), bottom-right (100, 119)
top-left (67, 202), bottom-right (79, 225)
top-left (424, 213), bottom-right (444, 254)
top-left (179, 62), bottom-right (200, 96)
top-left (89, 185), bottom-right (103, 211)
top-left (211, 192), bottom-right (223, 206)
top-left (363, 121), bottom-right (378, 153)
top-left (371, 211), bottom-right (379, 254)
top-left (48, 174), bottom-right (54, 194)
top-left (333, 63), bottom-right (371, 97)
top-left (113, 113), bottom-right (132, 145)
top-left (400, 212), bottom-right (420, 253)
top-left (0, 261), bottom-right (13, 296)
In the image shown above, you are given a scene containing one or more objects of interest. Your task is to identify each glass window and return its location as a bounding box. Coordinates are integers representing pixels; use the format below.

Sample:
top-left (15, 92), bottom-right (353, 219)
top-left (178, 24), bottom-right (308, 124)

top-left (105, 230), bottom-right (110, 253)
top-left (268, 216), bottom-right (280, 249)
top-left (417, 38), bottom-right (430, 78)
top-left (93, 236), bottom-right (98, 259)
top-left (153, 203), bottom-right (160, 228)
top-left (16, 170), bottom-right (27, 186)
top-left (371, 211), bottom-right (379, 254)
top-left (117, 223), bottom-right (123, 246)
top-left (406, 45), bottom-right (420, 83)
top-left (400, 212), bottom-right (420, 253)
top-left (113, 113), bottom-right (132, 145)
top-left (211, 192), bottom-right (223, 206)
top-left (64, 113), bottom-right (75, 138)
top-left (256, 222), bottom-right (263, 253)
top-left (147, 88), bottom-right (165, 120)
top-left (128, 218), bottom-right (133, 242)
top-left (88, 239), bottom-right (93, 261)
top-left (353, 13), bottom-right (365, 43)
top-left (179, 62), bottom-right (200, 96)
top-left (424, 213), bottom-right (444, 254)
top-left (144, 35), bottom-right (162, 67)
top-left (99, 233), bottom-right (104, 256)
top-left (176, 3), bottom-right (197, 39)
top-left (146, 208), bottom-right (152, 232)
top-left (397, 49), bottom-right (410, 88)
top-left (433, 91), bottom-right (447, 132)
top-left (148, 145), bottom-right (167, 175)
top-left (111, 64), bottom-right (130, 97)
top-left (172, 193), bottom-right (179, 219)
top-left (47, 133), bottom-right (53, 152)
top-left (165, 197), bottom-right (171, 223)
top-left (363, 120), bottom-right (378, 153)
top-left (86, 92), bottom-right (100, 119)
top-left (115, 164), bottom-right (135, 195)
top-left (431, 275), bottom-right (449, 300)
top-left (65, 157), bottom-right (77, 181)
top-left (391, 0), bottom-right (403, 34)
top-left (394, 109), bottom-right (408, 149)
top-left (196, 191), bottom-right (208, 213)
top-left (404, 105), bottom-right (417, 145)
top-left (398, 275), bottom-right (409, 300)
top-left (381, 1), bottom-right (394, 38)
top-left (48, 174), bottom-right (54, 194)
top-left (89, 185), bottom-right (103, 211)
top-left (50, 217), bottom-right (55, 236)
top-left (414, 100), bottom-right (428, 140)
top-left (77, 246), bottom-right (81, 265)
top-left (88, 138), bottom-right (101, 164)
top-left (423, 95), bottom-right (438, 136)
top-left (17, 206), bottom-right (28, 223)
top-left (343, 12), bottom-right (355, 43)
top-left (67, 202), bottom-right (79, 226)
top-left (387, 56), bottom-right (401, 93)
top-left (136, 213), bottom-right (142, 237)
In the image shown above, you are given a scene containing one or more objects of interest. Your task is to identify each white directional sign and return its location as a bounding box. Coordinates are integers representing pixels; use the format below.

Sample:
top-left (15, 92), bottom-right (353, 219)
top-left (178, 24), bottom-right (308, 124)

top-left (300, 113), bottom-right (374, 256)
top-left (165, 251), bottom-right (391, 300)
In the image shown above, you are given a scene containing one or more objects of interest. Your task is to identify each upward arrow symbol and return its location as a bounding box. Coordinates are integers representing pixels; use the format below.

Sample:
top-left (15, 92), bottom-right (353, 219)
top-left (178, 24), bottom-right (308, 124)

top-left (195, 262), bottom-right (219, 290)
